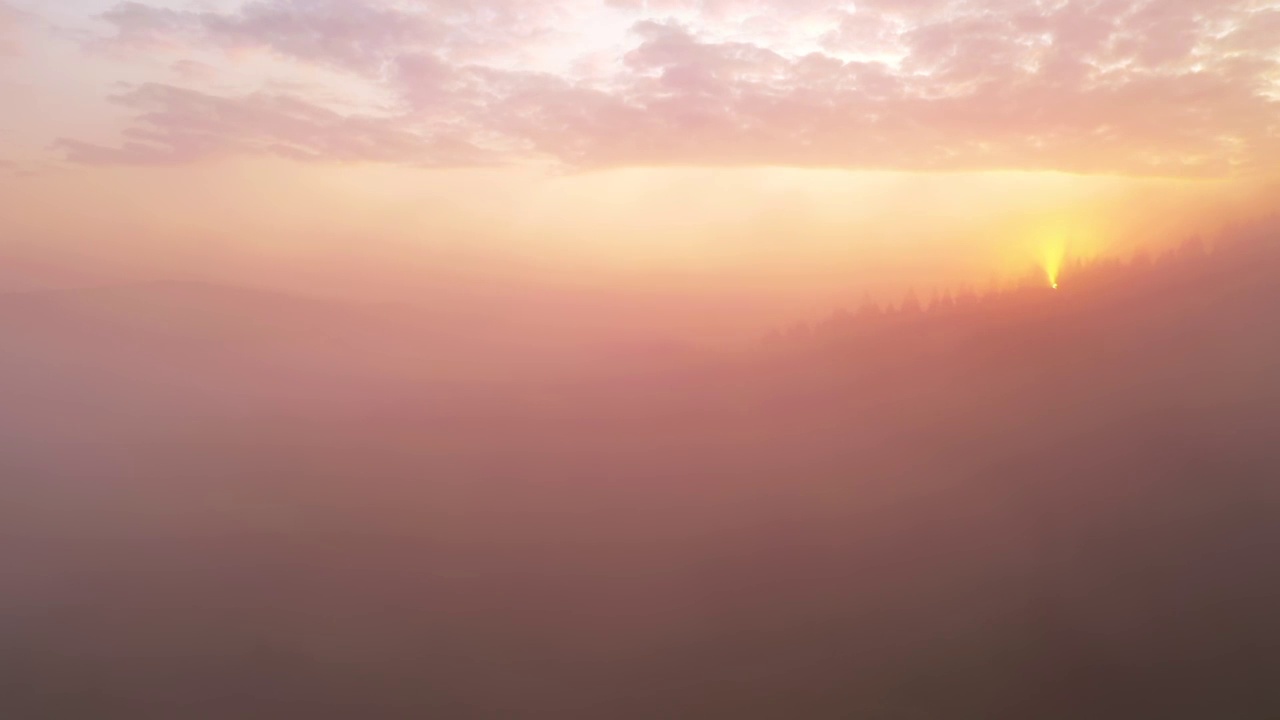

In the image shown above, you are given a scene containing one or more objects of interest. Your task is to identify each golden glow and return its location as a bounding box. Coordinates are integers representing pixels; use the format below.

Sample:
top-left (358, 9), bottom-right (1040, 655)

top-left (1030, 215), bottom-right (1105, 291)
top-left (1042, 239), bottom-right (1066, 290)
top-left (4, 161), bottom-right (1263, 315)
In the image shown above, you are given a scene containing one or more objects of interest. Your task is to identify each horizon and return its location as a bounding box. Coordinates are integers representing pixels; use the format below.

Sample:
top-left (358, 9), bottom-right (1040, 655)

top-left (2, 221), bottom-right (1270, 344)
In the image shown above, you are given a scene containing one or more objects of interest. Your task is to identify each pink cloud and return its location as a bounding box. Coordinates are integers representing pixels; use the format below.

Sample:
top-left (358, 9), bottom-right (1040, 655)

top-left (101, 0), bottom-right (440, 72)
top-left (56, 83), bottom-right (494, 166)
top-left (170, 59), bottom-right (217, 82)
top-left (0, 1), bottom-right (27, 56)
top-left (69, 0), bottom-right (1280, 175)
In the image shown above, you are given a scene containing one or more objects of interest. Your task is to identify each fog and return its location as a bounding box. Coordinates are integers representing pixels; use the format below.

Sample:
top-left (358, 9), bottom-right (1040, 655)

top-left (3, 222), bottom-right (1279, 718)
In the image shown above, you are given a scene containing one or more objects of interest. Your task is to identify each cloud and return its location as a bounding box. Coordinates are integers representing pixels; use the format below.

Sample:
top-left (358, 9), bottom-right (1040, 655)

top-left (70, 0), bottom-right (1280, 175)
top-left (55, 83), bottom-right (494, 166)
top-left (96, 0), bottom-right (570, 70)
top-left (170, 59), bottom-right (217, 82)
top-left (0, 157), bottom-right (41, 178)
top-left (0, 1), bottom-right (27, 56)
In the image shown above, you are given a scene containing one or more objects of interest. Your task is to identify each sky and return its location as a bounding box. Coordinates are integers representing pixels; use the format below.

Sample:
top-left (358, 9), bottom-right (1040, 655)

top-left (2, 0), bottom-right (1279, 320)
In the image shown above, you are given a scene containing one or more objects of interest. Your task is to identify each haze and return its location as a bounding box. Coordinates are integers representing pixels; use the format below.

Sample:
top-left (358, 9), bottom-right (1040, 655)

top-left (2, 1), bottom-right (1279, 718)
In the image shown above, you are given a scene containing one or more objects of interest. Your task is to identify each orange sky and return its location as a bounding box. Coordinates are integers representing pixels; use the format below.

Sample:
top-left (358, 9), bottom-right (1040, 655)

top-left (3, 0), bottom-right (1280, 326)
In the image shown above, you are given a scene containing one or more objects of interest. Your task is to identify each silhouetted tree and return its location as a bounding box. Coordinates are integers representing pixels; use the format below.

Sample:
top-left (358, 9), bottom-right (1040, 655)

top-left (900, 288), bottom-right (922, 315)
top-left (856, 291), bottom-right (881, 321)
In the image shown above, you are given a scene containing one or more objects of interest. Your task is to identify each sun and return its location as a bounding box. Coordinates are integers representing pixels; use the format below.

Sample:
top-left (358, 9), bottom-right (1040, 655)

top-left (1024, 216), bottom-right (1100, 291)
top-left (1043, 243), bottom-right (1065, 290)
top-left (1029, 218), bottom-right (1103, 290)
